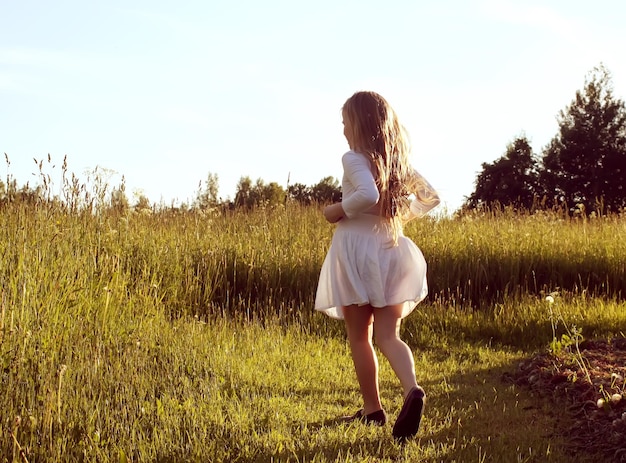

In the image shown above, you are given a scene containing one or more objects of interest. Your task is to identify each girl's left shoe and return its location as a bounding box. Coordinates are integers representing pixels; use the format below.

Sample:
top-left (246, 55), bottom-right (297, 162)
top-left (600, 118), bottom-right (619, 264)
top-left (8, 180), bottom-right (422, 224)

top-left (344, 409), bottom-right (387, 426)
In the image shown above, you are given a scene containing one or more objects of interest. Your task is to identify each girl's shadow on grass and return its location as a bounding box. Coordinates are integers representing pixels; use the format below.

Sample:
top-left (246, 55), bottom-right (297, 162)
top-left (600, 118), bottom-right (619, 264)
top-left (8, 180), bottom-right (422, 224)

top-left (304, 415), bottom-right (353, 431)
top-left (265, 353), bottom-right (582, 462)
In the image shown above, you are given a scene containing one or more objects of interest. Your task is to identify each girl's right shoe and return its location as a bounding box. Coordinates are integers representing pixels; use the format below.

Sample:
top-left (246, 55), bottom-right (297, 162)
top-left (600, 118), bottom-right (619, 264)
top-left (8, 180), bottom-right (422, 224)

top-left (392, 386), bottom-right (425, 441)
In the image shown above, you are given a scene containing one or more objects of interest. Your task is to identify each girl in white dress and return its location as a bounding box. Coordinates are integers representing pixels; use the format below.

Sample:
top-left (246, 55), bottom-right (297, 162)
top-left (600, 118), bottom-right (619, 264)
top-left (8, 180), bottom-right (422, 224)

top-left (314, 91), bottom-right (440, 441)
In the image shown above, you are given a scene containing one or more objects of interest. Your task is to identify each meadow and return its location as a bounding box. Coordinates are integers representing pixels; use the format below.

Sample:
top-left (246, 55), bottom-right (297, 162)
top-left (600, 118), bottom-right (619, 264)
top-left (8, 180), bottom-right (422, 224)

top-left (1, 182), bottom-right (626, 462)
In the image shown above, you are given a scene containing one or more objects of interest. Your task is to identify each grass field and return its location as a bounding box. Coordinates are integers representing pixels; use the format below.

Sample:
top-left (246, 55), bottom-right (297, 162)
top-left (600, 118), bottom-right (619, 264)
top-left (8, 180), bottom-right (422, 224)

top-left (1, 186), bottom-right (626, 461)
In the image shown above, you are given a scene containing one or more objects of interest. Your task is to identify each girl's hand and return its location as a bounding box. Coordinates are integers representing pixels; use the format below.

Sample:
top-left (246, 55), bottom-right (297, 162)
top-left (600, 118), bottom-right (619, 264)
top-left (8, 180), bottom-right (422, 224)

top-left (323, 203), bottom-right (345, 223)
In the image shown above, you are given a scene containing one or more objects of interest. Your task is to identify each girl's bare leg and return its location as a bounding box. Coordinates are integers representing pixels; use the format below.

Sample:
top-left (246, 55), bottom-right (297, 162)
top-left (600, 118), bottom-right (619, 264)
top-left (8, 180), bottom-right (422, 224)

top-left (342, 304), bottom-right (382, 414)
top-left (373, 304), bottom-right (419, 397)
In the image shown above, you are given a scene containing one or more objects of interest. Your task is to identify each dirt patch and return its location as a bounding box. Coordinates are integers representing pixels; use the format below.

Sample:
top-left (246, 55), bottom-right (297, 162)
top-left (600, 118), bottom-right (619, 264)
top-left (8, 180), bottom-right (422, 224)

top-left (505, 337), bottom-right (626, 462)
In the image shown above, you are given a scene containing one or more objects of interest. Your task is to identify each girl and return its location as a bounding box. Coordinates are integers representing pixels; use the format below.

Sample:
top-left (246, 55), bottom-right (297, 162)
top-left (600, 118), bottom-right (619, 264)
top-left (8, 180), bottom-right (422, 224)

top-left (314, 91), bottom-right (440, 441)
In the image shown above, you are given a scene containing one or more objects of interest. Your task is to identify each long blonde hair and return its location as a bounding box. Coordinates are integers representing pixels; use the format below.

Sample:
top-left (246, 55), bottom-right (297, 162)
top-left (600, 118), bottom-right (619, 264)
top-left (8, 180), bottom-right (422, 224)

top-left (342, 91), bottom-right (430, 241)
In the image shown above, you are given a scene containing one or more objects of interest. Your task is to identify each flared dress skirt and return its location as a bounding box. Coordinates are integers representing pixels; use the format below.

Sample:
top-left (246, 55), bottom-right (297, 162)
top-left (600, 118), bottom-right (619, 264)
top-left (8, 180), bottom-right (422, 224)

top-left (314, 214), bottom-right (428, 320)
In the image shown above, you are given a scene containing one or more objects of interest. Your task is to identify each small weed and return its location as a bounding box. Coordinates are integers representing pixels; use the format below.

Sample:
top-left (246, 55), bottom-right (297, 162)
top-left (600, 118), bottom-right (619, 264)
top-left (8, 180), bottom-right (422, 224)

top-left (546, 293), bottom-right (592, 384)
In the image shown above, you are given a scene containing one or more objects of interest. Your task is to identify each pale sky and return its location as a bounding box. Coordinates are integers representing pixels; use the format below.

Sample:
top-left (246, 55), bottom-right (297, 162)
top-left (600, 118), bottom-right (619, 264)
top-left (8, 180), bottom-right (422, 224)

top-left (2, 0), bottom-right (626, 212)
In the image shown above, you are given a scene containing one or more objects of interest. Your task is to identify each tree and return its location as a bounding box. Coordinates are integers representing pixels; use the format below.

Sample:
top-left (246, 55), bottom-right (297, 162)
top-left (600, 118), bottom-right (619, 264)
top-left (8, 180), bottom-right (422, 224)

top-left (194, 172), bottom-right (220, 210)
top-left (287, 182), bottom-right (312, 205)
top-left (133, 193), bottom-right (151, 212)
top-left (233, 175), bottom-right (338, 209)
top-left (311, 176), bottom-right (341, 204)
top-left (110, 187), bottom-right (129, 212)
top-left (541, 64), bottom-right (626, 214)
top-left (260, 181), bottom-right (286, 207)
top-left (234, 176), bottom-right (286, 209)
top-left (464, 136), bottom-right (541, 211)
top-left (234, 176), bottom-right (253, 208)
top-left (0, 179), bottom-right (43, 205)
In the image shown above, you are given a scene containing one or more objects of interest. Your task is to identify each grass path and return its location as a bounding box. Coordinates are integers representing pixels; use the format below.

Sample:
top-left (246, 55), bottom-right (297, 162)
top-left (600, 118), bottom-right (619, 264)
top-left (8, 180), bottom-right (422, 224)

top-left (3, 313), bottom-right (590, 462)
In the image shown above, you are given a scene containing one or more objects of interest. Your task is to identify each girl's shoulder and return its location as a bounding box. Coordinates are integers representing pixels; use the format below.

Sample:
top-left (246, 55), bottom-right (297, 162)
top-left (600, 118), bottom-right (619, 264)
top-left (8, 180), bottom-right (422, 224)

top-left (342, 151), bottom-right (373, 174)
top-left (342, 150), bottom-right (370, 165)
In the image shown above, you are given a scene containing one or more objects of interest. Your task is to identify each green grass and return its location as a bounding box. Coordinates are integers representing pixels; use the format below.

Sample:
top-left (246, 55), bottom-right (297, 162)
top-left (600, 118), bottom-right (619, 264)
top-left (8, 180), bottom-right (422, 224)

top-left (1, 179), bottom-right (625, 461)
top-left (3, 311), bottom-right (583, 462)
top-left (422, 209), bottom-right (626, 307)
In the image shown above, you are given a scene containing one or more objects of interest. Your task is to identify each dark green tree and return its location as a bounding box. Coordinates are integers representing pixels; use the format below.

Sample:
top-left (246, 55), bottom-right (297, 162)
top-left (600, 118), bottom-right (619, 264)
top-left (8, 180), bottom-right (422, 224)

top-left (311, 176), bottom-right (341, 204)
top-left (541, 64), bottom-right (626, 214)
top-left (287, 183), bottom-right (312, 205)
top-left (464, 136), bottom-right (541, 211)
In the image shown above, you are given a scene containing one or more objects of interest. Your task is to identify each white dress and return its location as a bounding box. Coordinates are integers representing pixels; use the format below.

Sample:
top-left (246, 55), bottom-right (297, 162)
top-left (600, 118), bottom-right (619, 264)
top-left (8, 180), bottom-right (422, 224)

top-left (314, 150), bottom-right (440, 320)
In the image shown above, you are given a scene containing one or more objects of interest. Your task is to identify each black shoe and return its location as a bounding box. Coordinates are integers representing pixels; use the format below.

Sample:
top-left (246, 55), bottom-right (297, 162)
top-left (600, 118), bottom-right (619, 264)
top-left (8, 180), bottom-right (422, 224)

top-left (344, 408), bottom-right (387, 426)
top-left (392, 386), bottom-right (425, 441)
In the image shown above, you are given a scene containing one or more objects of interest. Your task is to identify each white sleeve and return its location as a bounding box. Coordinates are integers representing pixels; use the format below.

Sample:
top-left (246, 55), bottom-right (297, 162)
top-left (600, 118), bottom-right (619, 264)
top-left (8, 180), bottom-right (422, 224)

top-left (341, 152), bottom-right (379, 218)
top-left (408, 169), bottom-right (440, 218)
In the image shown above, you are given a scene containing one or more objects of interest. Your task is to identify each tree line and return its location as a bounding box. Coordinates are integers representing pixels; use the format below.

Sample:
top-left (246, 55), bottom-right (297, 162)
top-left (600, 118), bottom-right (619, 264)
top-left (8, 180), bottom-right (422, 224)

top-left (193, 174), bottom-right (341, 211)
top-left (0, 163), bottom-right (342, 213)
top-left (463, 64), bottom-right (626, 215)
top-left (199, 64), bottom-right (626, 218)
top-left (3, 64), bottom-right (625, 216)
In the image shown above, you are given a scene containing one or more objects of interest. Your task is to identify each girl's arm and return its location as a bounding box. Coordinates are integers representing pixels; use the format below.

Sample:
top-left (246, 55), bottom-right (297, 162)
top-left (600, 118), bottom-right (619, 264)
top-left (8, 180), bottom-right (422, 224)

top-left (340, 152), bottom-right (379, 219)
top-left (405, 170), bottom-right (440, 220)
